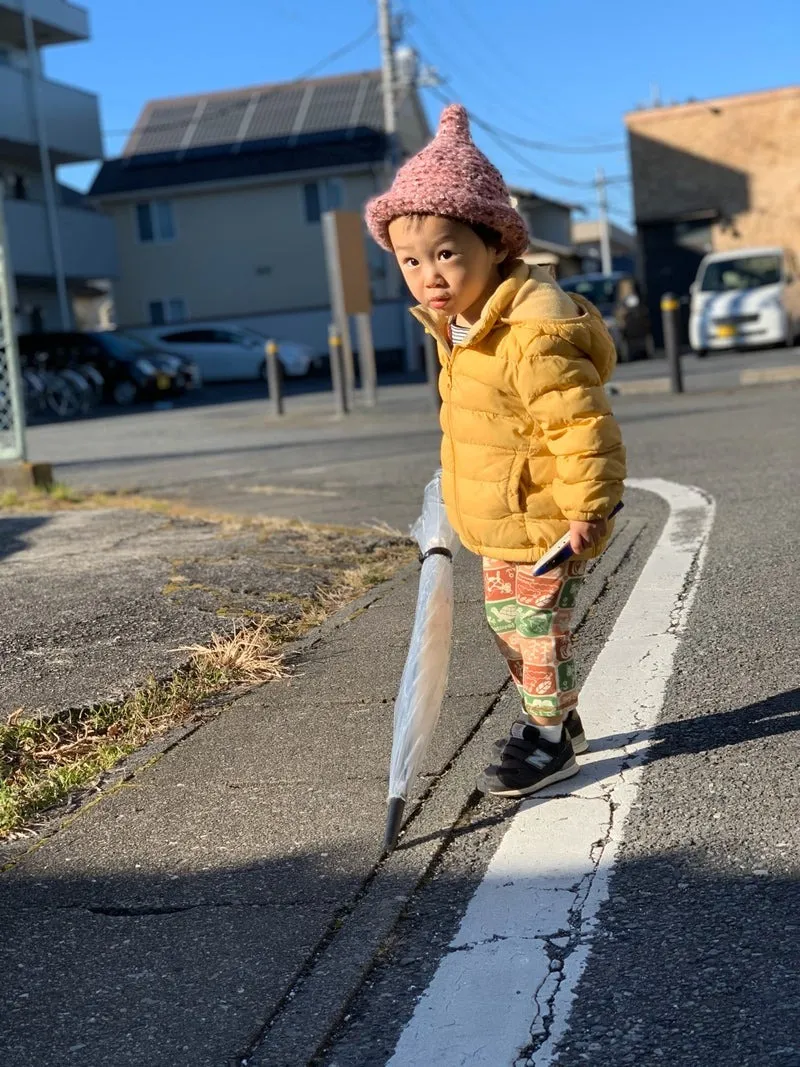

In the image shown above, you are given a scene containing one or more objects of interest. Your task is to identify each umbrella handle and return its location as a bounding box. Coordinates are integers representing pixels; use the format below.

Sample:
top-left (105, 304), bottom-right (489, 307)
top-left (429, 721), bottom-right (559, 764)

top-left (382, 797), bottom-right (406, 855)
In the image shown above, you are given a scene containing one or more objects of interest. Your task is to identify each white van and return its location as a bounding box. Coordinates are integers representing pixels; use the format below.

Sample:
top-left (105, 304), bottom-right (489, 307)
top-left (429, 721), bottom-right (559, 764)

top-left (689, 246), bottom-right (800, 356)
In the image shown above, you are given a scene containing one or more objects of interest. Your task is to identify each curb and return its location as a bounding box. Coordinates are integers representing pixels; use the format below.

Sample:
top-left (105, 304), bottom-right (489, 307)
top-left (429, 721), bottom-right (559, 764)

top-left (607, 377), bottom-right (670, 396)
top-left (238, 516), bottom-right (653, 1067)
top-left (607, 363), bottom-right (800, 396)
top-left (740, 365), bottom-right (800, 385)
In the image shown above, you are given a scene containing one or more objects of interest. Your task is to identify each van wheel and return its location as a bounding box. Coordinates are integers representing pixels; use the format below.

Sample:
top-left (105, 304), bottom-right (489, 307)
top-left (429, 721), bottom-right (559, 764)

top-left (695, 349), bottom-right (708, 359)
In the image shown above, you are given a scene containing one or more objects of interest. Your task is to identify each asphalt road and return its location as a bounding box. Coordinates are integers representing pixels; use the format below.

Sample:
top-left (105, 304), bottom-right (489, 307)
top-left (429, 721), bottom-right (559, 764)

top-left (22, 341), bottom-right (800, 432)
top-left (321, 385), bottom-right (800, 1067)
top-left (15, 377), bottom-right (800, 1065)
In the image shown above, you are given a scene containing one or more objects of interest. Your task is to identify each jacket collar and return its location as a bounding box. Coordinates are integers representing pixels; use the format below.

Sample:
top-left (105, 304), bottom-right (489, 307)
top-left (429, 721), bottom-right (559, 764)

top-left (410, 262), bottom-right (532, 351)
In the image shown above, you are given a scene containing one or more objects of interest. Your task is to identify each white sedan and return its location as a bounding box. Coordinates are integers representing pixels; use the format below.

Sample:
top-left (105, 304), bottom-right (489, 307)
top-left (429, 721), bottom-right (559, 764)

top-left (123, 323), bottom-right (319, 382)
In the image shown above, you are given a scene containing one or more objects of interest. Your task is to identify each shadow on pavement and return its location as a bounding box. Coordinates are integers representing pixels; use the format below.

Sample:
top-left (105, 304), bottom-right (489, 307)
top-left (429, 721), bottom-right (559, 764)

top-left (54, 426), bottom-right (441, 472)
top-left (0, 515), bottom-right (51, 563)
top-left (3, 835), bottom-right (795, 1067)
top-left (0, 845), bottom-right (427, 1067)
top-left (577, 687), bottom-right (799, 781)
top-left (1, 692), bottom-right (797, 1065)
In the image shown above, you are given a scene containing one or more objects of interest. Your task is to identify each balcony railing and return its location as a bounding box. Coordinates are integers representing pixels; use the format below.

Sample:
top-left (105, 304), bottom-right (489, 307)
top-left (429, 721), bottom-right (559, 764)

top-left (0, 63), bottom-right (102, 163)
top-left (0, 0), bottom-right (89, 45)
top-left (4, 197), bottom-right (117, 279)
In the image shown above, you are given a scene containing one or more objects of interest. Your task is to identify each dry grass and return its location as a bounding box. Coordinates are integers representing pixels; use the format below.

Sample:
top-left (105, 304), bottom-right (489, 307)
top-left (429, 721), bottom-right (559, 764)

top-left (0, 483), bottom-right (84, 510)
top-left (0, 625), bottom-right (292, 839)
top-left (174, 623), bottom-right (288, 683)
top-left (0, 519), bottom-right (414, 840)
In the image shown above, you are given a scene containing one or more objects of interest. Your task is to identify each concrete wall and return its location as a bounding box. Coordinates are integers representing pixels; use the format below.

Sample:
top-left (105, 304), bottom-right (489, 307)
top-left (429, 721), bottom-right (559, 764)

top-left (107, 167), bottom-right (399, 328)
top-left (626, 87), bottom-right (800, 253)
top-left (525, 201), bottom-right (572, 249)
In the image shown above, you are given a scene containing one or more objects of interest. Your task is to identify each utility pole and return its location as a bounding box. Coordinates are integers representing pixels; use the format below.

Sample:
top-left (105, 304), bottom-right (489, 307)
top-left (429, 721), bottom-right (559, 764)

top-left (377, 0), bottom-right (405, 310)
top-left (21, 0), bottom-right (71, 329)
top-left (378, 0), bottom-right (397, 144)
top-left (596, 167), bottom-right (613, 276)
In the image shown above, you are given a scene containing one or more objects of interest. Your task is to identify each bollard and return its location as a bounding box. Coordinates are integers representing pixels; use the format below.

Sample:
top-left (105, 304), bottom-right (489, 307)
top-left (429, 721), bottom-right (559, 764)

top-left (327, 323), bottom-right (349, 416)
top-left (423, 331), bottom-right (442, 411)
top-left (660, 293), bottom-right (684, 394)
top-left (354, 311), bottom-right (378, 408)
top-left (264, 339), bottom-right (284, 416)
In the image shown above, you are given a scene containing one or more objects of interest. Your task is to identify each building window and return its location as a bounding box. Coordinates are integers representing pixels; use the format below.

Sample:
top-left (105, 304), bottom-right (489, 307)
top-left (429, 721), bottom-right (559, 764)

top-left (136, 200), bottom-right (176, 243)
top-left (303, 178), bottom-right (343, 223)
top-left (148, 298), bottom-right (186, 325)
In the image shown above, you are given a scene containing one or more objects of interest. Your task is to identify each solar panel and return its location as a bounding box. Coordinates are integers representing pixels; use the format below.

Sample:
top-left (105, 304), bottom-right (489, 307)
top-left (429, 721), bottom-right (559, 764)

top-left (245, 85), bottom-right (307, 141)
top-left (358, 80), bottom-right (385, 129)
top-left (301, 79), bottom-right (362, 134)
top-left (128, 103), bottom-right (198, 156)
top-left (191, 96), bottom-right (252, 148)
top-left (125, 73), bottom-right (385, 158)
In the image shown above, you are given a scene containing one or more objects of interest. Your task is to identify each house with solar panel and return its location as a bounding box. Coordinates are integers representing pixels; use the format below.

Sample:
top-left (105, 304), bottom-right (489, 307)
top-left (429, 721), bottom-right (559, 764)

top-left (89, 69), bottom-right (431, 371)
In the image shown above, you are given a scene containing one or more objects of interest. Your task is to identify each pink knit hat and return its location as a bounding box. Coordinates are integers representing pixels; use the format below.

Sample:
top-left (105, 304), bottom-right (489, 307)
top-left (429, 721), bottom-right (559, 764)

top-left (365, 104), bottom-right (529, 259)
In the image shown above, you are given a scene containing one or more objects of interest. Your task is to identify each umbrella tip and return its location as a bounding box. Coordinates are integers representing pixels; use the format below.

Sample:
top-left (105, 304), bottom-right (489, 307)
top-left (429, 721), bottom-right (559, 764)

top-left (382, 797), bottom-right (406, 855)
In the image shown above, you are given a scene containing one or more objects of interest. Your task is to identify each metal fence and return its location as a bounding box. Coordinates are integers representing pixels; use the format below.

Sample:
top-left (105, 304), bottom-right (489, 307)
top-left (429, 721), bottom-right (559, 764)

top-left (0, 190), bottom-right (27, 462)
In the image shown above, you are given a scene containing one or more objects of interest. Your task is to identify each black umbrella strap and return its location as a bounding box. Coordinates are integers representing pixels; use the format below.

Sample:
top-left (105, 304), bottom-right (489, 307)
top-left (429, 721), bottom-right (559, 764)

top-left (419, 547), bottom-right (453, 565)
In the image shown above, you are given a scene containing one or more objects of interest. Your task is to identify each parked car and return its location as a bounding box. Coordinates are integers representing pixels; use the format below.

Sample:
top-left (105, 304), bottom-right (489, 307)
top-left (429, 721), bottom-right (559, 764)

top-left (688, 246), bottom-right (800, 356)
top-left (99, 332), bottom-right (202, 393)
top-left (18, 331), bottom-right (183, 406)
top-left (124, 323), bottom-right (320, 382)
top-left (559, 272), bottom-right (653, 362)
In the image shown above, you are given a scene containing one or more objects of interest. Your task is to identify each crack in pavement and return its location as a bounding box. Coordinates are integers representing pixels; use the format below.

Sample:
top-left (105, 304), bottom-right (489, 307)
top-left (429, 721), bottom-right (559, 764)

top-left (515, 791), bottom-right (619, 1065)
top-left (5, 900), bottom-right (338, 916)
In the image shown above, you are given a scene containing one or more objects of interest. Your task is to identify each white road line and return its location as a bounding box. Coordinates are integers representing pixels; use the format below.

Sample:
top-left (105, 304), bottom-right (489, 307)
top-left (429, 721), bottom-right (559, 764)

top-left (387, 477), bottom-right (716, 1067)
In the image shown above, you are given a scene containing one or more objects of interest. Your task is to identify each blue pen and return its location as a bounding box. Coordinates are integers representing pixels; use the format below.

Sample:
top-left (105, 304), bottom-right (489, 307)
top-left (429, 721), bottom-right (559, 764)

top-left (531, 501), bottom-right (625, 577)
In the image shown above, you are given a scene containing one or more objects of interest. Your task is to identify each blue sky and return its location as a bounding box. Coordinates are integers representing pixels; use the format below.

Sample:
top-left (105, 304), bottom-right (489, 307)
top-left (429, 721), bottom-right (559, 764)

top-left (47, 0), bottom-right (799, 226)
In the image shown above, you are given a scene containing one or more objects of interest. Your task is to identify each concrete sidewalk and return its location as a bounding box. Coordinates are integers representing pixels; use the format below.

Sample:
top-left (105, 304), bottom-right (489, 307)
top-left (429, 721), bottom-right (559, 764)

top-left (0, 506), bottom-right (410, 721)
top-left (0, 504), bottom-right (658, 1067)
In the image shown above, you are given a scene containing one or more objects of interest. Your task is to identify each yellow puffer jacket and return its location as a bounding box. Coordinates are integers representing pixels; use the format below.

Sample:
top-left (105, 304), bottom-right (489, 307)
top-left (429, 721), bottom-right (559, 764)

top-left (411, 263), bottom-right (626, 563)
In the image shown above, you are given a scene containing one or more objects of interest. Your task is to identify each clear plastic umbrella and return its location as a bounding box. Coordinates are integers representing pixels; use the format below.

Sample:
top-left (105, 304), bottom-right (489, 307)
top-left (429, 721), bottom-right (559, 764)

top-left (383, 470), bottom-right (461, 854)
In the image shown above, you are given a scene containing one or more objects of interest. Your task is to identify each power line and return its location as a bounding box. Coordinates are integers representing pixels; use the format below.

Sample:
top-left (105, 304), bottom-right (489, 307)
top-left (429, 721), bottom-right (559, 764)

top-left (102, 23), bottom-right (377, 141)
top-left (298, 22), bottom-right (377, 80)
top-left (427, 83), bottom-right (629, 191)
top-left (409, 6), bottom-right (625, 154)
top-left (476, 122), bottom-right (625, 156)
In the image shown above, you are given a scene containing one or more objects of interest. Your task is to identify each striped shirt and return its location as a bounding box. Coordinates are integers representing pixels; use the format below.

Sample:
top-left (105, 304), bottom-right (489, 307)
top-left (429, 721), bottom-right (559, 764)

top-left (449, 321), bottom-right (470, 347)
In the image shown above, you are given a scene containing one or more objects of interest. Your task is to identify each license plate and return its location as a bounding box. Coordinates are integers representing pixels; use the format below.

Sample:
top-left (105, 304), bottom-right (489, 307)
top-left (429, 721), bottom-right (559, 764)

top-left (156, 373), bottom-right (171, 390)
top-left (715, 324), bottom-right (736, 338)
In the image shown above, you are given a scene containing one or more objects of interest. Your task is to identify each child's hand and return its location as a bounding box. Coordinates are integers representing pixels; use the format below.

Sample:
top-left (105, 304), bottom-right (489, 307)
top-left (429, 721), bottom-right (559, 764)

top-left (569, 519), bottom-right (608, 554)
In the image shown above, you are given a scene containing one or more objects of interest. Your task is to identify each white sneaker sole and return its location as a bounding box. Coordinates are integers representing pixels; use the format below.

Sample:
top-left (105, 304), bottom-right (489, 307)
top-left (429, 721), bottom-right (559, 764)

top-left (481, 757), bottom-right (580, 798)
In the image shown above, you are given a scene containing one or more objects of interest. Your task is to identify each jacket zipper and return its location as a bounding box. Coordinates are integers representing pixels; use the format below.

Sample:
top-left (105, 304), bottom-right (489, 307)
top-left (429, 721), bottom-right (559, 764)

top-left (446, 342), bottom-right (467, 538)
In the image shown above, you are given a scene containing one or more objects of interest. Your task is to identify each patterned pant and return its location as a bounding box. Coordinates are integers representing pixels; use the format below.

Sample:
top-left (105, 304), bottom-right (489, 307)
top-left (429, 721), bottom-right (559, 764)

top-left (482, 557), bottom-right (587, 719)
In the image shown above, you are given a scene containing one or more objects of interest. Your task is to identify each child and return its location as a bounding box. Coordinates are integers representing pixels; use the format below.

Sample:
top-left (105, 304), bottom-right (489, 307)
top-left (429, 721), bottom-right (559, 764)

top-left (365, 105), bottom-right (626, 798)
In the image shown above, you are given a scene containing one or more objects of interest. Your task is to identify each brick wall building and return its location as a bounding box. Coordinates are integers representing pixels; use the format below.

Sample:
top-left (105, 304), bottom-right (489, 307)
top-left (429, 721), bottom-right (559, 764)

top-left (625, 85), bottom-right (800, 341)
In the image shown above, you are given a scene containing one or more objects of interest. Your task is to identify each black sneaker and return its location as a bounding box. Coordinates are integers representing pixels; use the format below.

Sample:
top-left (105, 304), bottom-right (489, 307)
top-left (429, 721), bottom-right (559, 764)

top-left (478, 722), bottom-right (578, 797)
top-left (491, 708), bottom-right (587, 760)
